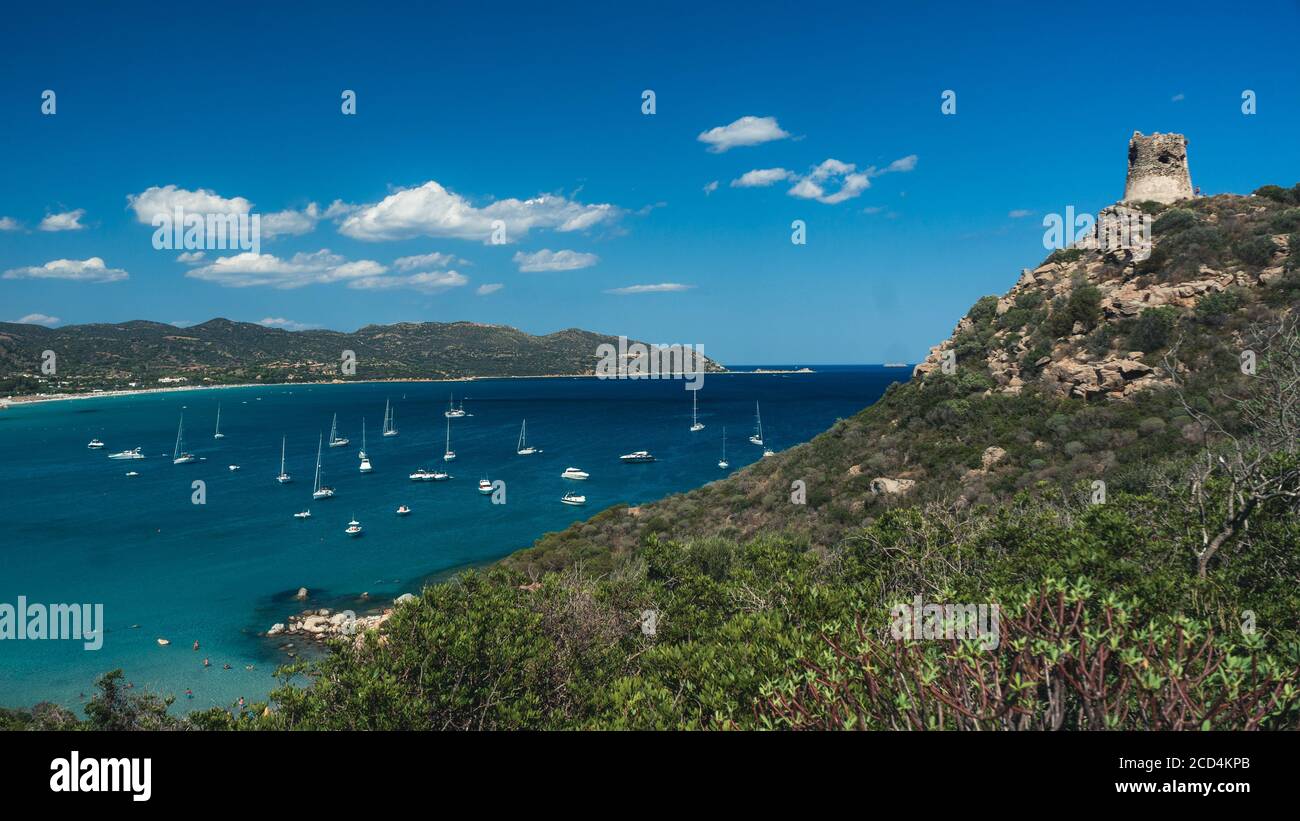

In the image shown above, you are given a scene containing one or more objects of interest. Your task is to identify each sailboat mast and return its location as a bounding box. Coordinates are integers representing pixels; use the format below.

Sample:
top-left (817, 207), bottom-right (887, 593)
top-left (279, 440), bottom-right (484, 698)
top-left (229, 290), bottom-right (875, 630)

top-left (314, 435), bottom-right (323, 492)
top-left (280, 436), bottom-right (286, 474)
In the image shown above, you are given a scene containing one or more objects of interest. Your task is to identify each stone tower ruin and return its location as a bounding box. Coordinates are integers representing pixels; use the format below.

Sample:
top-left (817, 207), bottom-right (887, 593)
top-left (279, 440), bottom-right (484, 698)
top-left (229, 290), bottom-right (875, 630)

top-left (1123, 131), bottom-right (1193, 205)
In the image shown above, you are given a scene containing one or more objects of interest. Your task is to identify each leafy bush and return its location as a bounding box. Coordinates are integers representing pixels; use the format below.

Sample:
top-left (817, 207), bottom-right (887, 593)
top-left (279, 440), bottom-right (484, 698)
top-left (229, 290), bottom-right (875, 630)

top-left (1153, 208), bottom-right (1198, 234)
top-left (1194, 288), bottom-right (1246, 322)
top-left (1128, 306), bottom-right (1179, 352)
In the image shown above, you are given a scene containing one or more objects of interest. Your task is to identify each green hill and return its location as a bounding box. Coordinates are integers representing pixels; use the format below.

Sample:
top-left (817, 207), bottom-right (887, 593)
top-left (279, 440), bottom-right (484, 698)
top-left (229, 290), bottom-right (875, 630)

top-left (0, 319), bottom-right (724, 395)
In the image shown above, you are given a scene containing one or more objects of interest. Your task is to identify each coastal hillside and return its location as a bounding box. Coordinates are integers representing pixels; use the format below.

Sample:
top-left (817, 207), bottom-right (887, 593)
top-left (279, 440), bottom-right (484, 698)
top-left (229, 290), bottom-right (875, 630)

top-left (505, 184), bottom-right (1300, 574)
top-left (0, 319), bottom-right (724, 395)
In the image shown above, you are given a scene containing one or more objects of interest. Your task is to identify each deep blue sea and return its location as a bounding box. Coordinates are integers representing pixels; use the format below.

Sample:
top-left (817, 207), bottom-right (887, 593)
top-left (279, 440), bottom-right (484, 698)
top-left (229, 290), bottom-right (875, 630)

top-left (0, 367), bottom-right (903, 711)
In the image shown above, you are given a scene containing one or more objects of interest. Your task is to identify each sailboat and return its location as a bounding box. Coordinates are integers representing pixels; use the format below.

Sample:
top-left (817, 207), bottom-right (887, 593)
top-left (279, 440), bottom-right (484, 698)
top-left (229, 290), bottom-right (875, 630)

top-left (718, 427), bottom-right (729, 469)
top-left (690, 390), bottom-right (705, 432)
top-left (213, 404), bottom-right (225, 439)
top-left (749, 402), bottom-right (765, 446)
top-left (443, 416), bottom-right (456, 461)
top-left (276, 436), bottom-right (292, 483)
top-left (444, 392), bottom-right (467, 418)
top-left (312, 434), bottom-right (335, 498)
top-left (359, 420), bottom-right (373, 473)
top-left (328, 413), bottom-right (349, 447)
top-left (516, 419), bottom-right (540, 455)
top-left (382, 399), bottom-right (399, 437)
top-left (172, 414), bottom-right (196, 464)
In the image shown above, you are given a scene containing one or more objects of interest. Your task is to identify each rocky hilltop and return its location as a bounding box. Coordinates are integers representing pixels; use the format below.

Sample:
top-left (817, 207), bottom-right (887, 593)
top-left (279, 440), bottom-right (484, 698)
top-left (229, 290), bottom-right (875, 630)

top-left (914, 193), bottom-right (1295, 401)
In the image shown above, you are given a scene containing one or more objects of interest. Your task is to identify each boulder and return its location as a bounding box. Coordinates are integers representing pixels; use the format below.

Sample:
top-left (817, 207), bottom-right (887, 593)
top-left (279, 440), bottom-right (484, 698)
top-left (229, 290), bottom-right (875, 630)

top-left (869, 477), bottom-right (916, 496)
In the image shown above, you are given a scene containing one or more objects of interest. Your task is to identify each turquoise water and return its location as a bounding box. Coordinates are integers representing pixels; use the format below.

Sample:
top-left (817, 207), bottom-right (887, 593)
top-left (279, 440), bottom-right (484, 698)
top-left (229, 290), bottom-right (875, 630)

top-left (0, 368), bottom-right (900, 711)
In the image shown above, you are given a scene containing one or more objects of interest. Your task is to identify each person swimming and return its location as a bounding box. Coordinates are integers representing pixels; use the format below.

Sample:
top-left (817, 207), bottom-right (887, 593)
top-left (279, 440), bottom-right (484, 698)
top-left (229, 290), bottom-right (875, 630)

top-left (193, 640), bottom-right (200, 651)
top-left (203, 658), bottom-right (211, 667)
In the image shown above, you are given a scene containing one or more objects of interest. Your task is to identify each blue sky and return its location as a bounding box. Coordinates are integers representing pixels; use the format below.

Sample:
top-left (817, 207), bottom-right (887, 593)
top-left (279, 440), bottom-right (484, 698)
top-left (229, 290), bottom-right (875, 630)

top-left (1, 1), bottom-right (1297, 364)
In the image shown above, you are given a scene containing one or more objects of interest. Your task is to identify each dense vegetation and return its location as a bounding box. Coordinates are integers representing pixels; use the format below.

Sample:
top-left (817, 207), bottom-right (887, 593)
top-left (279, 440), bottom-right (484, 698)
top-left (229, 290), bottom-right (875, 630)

top-left (0, 319), bottom-right (722, 395)
top-left (4, 187), bottom-right (1297, 731)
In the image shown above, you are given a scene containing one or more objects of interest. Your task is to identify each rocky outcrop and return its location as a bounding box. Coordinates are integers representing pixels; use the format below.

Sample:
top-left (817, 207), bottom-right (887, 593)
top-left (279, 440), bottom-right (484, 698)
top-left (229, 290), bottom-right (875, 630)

top-left (869, 477), bottom-right (916, 496)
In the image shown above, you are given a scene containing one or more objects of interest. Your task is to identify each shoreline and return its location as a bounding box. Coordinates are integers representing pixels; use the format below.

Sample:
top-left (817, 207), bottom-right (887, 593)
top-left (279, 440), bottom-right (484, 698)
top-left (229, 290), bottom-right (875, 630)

top-left (0, 367), bottom-right (833, 409)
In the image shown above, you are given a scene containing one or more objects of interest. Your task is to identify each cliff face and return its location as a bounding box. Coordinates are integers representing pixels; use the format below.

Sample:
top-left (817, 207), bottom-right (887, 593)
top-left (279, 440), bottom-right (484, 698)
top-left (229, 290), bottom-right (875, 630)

top-left (913, 193), bottom-right (1295, 401)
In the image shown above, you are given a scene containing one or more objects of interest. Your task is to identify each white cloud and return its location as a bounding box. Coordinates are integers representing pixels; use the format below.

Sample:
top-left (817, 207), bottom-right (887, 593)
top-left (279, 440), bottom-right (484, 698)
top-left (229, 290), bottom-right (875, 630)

top-left (39, 209), bottom-right (86, 232)
top-left (1171, 93), bottom-right (1185, 102)
top-left (788, 160), bottom-right (871, 204)
top-left (513, 248), bottom-right (599, 272)
top-left (0, 217), bottom-right (21, 231)
top-left (604, 282), bottom-right (695, 295)
top-left (781, 154), bottom-right (917, 205)
top-left (394, 252), bottom-right (458, 271)
top-left (335, 180), bottom-right (620, 243)
top-left (348, 270), bottom-right (469, 294)
top-left (1008, 209), bottom-right (1035, 219)
top-left (177, 251), bottom-right (205, 263)
top-left (703, 180), bottom-right (719, 195)
top-left (126, 185), bottom-right (318, 238)
top-left (257, 317), bottom-right (319, 331)
top-left (3, 257), bottom-right (128, 283)
top-left (9, 313), bottom-right (61, 326)
top-left (476, 283), bottom-right (504, 296)
top-left (731, 168), bottom-right (795, 188)
top-left (883, 155), bottom-right (918, 173)
top-left (186, 250), bottom-right (386, 289)
top-left (261, 203), bottom-right (321, 237)
top-left (697, 115), bottom-right (789, 153)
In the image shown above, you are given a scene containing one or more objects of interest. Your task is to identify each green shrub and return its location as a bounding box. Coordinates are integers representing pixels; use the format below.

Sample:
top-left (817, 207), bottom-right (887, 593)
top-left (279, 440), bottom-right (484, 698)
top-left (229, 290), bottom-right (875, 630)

top-left (1153, 208), bottom-right (1198, 234)
top-left (1128, 306), bottom-right (1179, 352)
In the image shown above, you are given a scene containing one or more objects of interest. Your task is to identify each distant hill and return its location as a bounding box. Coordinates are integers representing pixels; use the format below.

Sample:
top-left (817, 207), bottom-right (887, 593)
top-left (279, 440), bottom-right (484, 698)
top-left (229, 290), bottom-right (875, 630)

top-left (0, 319), bottom-right (724, 395)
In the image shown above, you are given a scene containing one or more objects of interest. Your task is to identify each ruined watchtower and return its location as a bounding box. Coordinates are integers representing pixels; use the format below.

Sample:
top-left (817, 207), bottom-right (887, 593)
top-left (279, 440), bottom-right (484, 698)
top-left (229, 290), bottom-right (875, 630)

top-left (1123, 131), bottom-right (1193, 205)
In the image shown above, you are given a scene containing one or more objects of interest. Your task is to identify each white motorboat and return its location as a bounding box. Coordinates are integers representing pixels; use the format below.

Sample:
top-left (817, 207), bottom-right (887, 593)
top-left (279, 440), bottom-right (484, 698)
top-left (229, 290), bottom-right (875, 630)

top-left (108, 447), bottom-right (145, 460)
top-left (293, 510), bottom-right (312, 519)
top-left (561, 467), bottom-right (589, 480)
top-left (561, 492), bottom-right (587, 506)
top-left (228, 464), bottom-right (240, 471)
top-left (409, 468), bottom-right (450, 481)
top-left (345, 517), bottom-right (363, 536)
top-left (478, 478), bottom-right (493, 494)
top-left (619, 451), bottom-right (655, 463)
top-left (125, 471), bottom-right (139, 477)
top-left (87, 439), bottom-right (105, 449)
top-left (396, 505), bottom-right (411, 516)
